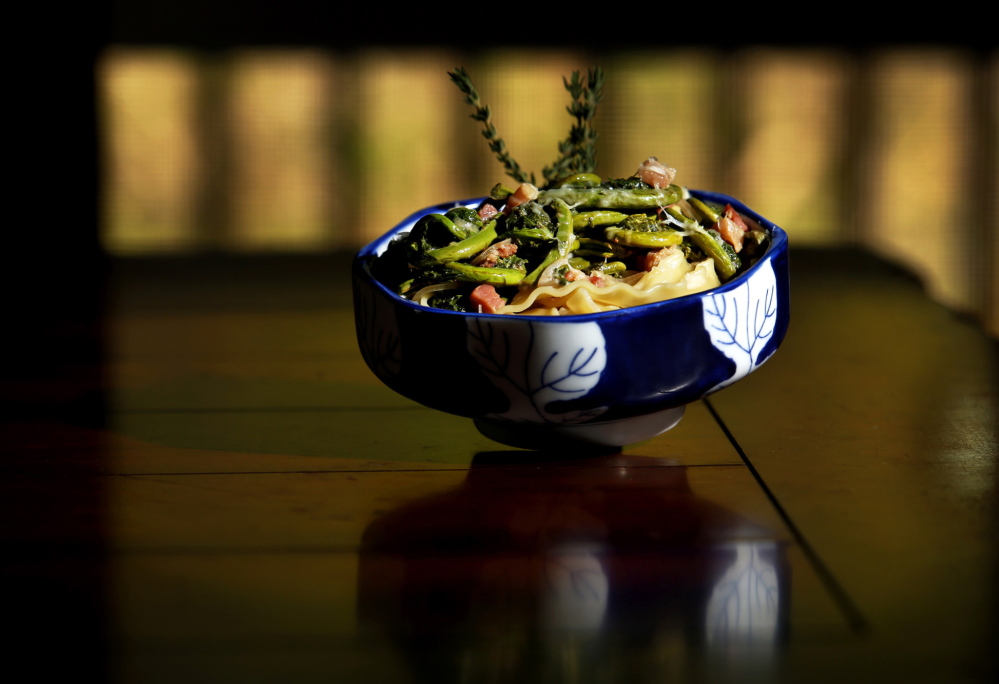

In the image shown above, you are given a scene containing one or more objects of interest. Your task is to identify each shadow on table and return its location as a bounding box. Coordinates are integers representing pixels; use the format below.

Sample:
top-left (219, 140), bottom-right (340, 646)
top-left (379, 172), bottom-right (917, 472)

top-left (358, 451), bottom-right (789, 683)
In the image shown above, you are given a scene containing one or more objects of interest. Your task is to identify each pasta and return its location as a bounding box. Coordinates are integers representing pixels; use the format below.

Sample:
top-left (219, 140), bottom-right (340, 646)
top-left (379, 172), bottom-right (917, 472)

top-left (499, 251), bottom-right (720, 316)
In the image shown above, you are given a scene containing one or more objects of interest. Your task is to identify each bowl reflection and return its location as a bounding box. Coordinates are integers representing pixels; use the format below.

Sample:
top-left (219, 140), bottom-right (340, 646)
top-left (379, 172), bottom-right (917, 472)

top-left (358, 453), bottom-right (788, 683)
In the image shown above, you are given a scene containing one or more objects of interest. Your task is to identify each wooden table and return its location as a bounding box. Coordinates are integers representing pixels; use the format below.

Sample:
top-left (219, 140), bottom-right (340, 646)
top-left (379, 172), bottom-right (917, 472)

top-left (4, 249), bottom-right (996, 683)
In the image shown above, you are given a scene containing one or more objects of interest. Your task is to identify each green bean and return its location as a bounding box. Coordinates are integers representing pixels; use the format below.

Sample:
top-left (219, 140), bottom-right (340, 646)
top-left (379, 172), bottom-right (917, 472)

top-left (539, 185), bottom-right (683, 211)
top-left (489, 183), bottom-right (514, 200)
top-left (523, 254), bottom-right (555, 286)
top-left (605, 227), bottom-right (684, 248)
top-left (688, 197), bottom-right (721, 225)
top-left (522, 237), bottom-right (581, 287)
top-left (576, 237), bottom-right (631, 257)
top-left (595, 260), bottom-right (627, 275)
top-left (664, 203), bottom-right (698, 226)
top-left (548, 172), bottom-right (602, 189)
top-left (520, 201), bottom-right (576, 287)
top-left (426, 221), bottom-right (497, 263)
top-left (445, 262), bottom-right (526, 285)
top-left (575, 250), bottom-right (610, 262)
top-left (506, 227), bottom-right (554, 242)
top-left (572, 210), bottom-right (628, 231)
top-left (688, 228), bottom-right (740, 280)
top-left (553, 198), bottom-right (575, 258)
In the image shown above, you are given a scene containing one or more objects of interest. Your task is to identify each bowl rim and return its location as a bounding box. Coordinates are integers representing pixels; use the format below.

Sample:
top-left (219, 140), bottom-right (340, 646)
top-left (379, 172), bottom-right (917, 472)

top-left (355, 189), bottom-right (788, 322)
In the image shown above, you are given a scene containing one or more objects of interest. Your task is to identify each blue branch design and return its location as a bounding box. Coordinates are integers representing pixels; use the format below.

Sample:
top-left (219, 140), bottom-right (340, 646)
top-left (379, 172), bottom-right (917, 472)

top-left (705, 282), bottom-right (777, 361)
top-left (469, 320), bottom-right (604, 423)
top-left (540, 347), bottom-right (601, 393)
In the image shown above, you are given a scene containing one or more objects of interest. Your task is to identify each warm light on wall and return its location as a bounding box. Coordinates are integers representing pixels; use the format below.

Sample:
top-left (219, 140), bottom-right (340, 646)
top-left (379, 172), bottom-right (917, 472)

top-left (731, 49), bottom-right (849, 246)
top-left (354, 50), bottom-right (466, 245)
top-left (100, 49), bottom-right (203, 253)
top-left (866, 50), bottom-right (976, 311)
top-left (225, 50), bottom-right (338, 251)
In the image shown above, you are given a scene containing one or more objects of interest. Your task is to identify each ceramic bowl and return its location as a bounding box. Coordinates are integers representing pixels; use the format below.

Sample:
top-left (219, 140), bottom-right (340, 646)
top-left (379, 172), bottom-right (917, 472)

top-left (352, 190), bottom-right (789, 450)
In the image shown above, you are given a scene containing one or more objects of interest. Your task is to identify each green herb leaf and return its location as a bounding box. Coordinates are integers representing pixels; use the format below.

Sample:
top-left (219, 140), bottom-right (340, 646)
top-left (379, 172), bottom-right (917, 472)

top-left (448, 67), bottom-right (532, 185)
top-left (543, 68), bottom-right (604, 183)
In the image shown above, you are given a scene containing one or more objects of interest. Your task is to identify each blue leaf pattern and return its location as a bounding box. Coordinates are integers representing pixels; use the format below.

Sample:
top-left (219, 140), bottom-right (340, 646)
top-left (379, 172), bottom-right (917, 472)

top-left (703, 260), bottom-right (778, 391)
top-left (467, 318), bottom-right (607, 424)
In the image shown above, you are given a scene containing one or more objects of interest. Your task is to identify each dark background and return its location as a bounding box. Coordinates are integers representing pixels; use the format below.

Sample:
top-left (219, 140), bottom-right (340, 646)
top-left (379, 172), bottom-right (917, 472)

top-left (107, 3), bottom-right (996, 50)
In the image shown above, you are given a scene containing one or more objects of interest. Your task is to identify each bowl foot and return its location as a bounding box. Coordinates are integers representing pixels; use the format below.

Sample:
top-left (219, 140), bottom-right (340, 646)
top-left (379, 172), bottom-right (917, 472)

top-left (473, 406), bottom-right (686, 451)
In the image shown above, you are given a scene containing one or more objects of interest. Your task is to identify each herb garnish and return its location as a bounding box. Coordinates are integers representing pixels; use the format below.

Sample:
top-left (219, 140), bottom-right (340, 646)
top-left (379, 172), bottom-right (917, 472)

top-left (448, 66), bottom-right (605, 187)
top-left (448, 67), bottom-right (533, 185)
top-left (542, 68), bottom-right (604, 183)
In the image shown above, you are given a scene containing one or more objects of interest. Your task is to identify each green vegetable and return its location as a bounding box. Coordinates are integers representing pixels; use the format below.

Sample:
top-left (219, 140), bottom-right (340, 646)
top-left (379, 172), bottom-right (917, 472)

top-left (553, 198), bottom-right (575, 258)
top-left (593, 260), bottom-right (626, 275)
top-left (688, 228), bottom-right (741, 280)
top-left (444, 207), bottom-right (483, 239)
top-left (605, 227), bottom-right (684, 248)
top-left (538, 185), bottom-right (683, 211)
top-left (489, 183), bottom-right (514, 200)
top-left (688, 197), bottom-right (721, 224)
top-left (524, 248), bottom-right (565, 286)
top-left (494, 254), bottom-right (528, 271)
top-left (405, 214), bottom-right (464, 266)
top-left (506, 201), bottom-right (553, 235)
top-left (443, 262), bottom-right (526, 286)
top-left (575, 236), bottom-right (630, 259)
top-left (549, 173), bottom-right (602, 189)
top-left (426, 221), bottom-right (497, 263)
top-left (542, 69), bottom-right (604, 184)
top-left (427, 290), bottom-right (470, 311)
top-left (620, 213), bottom-right (664, 232)
top-left (601, 177), bottom-right (652, 189)
top-left (572, 210), bottom-right (628, 230)
top-left (507, 228), bottom-right (554, 243)
top-left (664, 203), bottom-right (698, 225)
top-left (448, 67), bottom-right (533, 184)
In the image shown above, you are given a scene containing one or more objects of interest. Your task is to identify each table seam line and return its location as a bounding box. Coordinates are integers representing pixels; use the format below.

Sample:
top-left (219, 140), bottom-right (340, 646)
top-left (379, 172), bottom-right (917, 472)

top-left (703, 397), bottom-right (870, 635)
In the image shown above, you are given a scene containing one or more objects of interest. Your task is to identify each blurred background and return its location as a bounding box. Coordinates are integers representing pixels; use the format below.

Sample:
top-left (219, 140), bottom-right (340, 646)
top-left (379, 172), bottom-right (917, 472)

top-left (24, 4), bottom-right (999, 335)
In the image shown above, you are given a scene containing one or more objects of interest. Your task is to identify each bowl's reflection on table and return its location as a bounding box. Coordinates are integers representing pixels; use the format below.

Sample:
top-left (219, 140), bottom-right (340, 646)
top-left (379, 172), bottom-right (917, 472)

top-left (358, 453), bottom-right (788, 682)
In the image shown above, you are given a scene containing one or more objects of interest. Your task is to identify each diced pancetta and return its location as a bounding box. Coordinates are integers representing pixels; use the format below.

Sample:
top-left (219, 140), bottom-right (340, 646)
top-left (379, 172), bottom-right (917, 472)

top-left (470, 284), bottom-right (506, 314)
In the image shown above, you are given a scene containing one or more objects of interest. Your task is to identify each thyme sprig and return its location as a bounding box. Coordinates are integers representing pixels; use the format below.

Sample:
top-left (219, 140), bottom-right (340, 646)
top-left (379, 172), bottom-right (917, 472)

top-left (543, 68), bottom-right (604, 183)
top-left (448, 67), bottom-right (533, 185)
top-left (448, 66), bottom-right (605, 187)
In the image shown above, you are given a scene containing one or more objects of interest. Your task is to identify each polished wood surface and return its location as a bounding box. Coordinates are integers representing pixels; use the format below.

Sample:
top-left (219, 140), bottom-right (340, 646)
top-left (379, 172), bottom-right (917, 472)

top-left (4, 250), bottom-right (996, 683)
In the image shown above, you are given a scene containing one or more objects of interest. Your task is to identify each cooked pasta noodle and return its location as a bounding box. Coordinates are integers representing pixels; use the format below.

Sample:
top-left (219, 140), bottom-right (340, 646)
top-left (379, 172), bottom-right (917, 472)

top-left (499, 251), bottom-right (720, 315)
top-left (413, 282), bottom-right (463, 307)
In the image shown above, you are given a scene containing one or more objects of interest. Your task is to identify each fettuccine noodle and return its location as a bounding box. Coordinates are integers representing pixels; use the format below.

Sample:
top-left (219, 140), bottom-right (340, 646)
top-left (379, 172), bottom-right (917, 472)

top-left (500, 250), bottom-right (720, 315)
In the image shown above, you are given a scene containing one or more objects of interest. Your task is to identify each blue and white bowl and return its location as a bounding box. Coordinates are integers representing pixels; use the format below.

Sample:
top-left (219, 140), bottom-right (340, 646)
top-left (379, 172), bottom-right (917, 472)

top-left (352, 190), bottom-right (789, 450)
